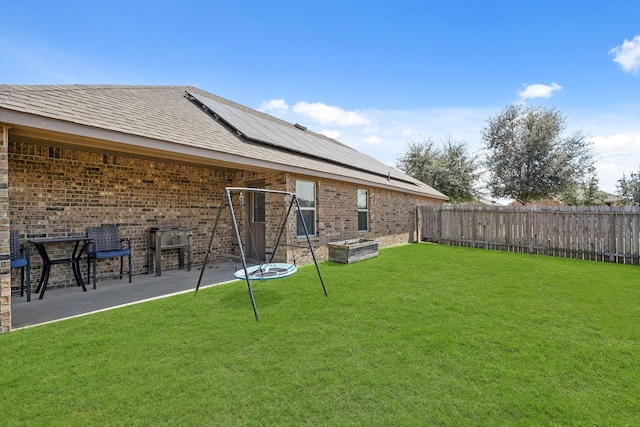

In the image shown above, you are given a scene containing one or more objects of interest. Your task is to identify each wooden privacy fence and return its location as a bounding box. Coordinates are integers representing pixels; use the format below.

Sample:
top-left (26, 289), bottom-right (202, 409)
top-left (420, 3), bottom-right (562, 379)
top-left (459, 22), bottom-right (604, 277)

top-left (418, 205), bottom-right (640, 265)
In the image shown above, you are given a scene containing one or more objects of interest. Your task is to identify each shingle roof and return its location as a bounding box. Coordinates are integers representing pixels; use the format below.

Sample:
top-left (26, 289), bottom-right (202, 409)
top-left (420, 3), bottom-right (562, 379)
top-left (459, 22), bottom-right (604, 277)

top-left (0, 84), bottom-right (447, 199)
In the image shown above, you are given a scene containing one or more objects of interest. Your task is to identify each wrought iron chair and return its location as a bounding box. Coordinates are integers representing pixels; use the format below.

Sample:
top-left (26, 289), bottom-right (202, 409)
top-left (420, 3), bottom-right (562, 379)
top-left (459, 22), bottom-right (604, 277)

top-left (87, 226), bottom-right (132, 289)
top-left (10, 230), bottom-right (31, 302)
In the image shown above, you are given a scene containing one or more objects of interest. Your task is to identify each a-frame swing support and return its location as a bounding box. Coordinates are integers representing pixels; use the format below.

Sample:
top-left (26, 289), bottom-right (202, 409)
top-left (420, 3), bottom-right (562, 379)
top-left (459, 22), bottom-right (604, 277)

top-left (195, 187), bottom-right (328, 321)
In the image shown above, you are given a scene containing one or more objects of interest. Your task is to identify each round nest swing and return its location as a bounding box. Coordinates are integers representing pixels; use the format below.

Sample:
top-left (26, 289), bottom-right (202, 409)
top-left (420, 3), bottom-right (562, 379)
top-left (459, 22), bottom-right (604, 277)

top-left (234, 263), bottom-right (297, 280)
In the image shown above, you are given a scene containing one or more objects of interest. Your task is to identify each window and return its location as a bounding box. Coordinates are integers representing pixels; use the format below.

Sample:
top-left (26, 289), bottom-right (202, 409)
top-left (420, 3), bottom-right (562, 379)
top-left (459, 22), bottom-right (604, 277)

top-left (252, 191), bottom-right (265, 223)
top-left (296, 180), bottom-right (316, 236)
top-left (357, 189), bottom-right (368, 231)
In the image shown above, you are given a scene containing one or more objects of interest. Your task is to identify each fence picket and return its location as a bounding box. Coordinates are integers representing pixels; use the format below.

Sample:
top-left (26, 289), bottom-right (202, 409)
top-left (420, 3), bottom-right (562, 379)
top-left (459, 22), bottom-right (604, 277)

top-left (419, 205), bottom-right (640, 265)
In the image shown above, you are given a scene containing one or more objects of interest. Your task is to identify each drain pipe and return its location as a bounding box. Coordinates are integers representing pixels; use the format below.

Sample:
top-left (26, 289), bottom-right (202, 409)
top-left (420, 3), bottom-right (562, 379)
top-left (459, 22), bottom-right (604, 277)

top-left (1, 125), bottom-right (7, 145)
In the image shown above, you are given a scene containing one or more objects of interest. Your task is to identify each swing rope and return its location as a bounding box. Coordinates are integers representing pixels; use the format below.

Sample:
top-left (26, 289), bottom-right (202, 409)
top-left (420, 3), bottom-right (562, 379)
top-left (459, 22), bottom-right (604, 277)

top-left (236, 190), bottom-right (297, 280)
top-left (239, 192), bottom-right (261, 265)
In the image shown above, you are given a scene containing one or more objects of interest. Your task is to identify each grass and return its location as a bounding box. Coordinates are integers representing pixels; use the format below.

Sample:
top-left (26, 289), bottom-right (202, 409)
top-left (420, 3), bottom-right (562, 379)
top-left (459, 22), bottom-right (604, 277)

top-left (1, 243), bottom-right (639, 426)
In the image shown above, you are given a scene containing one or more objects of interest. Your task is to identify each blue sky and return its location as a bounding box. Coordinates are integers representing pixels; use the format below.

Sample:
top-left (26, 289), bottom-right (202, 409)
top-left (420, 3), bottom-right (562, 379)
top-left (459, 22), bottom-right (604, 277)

top-left (2, 0), bottom-right (640, 196)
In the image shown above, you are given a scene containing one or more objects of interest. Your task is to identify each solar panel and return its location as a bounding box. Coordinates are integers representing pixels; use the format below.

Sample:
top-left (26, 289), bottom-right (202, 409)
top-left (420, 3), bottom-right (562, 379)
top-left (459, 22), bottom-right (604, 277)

top-left (187, 92), bottom-right (404, 180)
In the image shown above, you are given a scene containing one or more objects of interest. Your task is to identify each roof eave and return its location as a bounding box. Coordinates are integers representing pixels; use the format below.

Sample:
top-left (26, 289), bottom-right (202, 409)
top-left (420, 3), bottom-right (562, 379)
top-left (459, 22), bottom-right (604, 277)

top-left (1, 108), bottom-right (447, 200)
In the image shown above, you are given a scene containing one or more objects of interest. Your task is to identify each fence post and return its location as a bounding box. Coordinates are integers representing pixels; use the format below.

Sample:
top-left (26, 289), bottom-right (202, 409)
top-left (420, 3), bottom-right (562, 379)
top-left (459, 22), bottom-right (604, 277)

top-left (472, 208), bottom-right (477, 248)
top-left (415, 206), bottom-right (421, 243)
top-left (527, 210), bottom-right (533, 253)
top-left (413, 204), bottom-right (639, 265)
top-left (438, 207), bottom-right (443, 244)
top-left (609, 211), bottom-right (616, 263)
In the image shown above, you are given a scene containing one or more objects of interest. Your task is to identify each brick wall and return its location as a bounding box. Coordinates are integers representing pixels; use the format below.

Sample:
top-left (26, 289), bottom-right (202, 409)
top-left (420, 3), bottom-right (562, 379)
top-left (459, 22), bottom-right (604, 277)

top-left (6, 140), bottom-right (442, 325)
top-left (282, 175), bottom-right (442, 264)
top-left (9, 141), bottom-right (244, 289)
top-left (1, 127), bottom-right (10, 332)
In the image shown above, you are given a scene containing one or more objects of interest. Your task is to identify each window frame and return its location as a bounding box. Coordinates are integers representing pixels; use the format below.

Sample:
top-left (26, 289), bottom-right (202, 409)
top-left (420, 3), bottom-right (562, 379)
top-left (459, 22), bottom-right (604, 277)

top-left (252, 191), bottom-right (266, 224)
top-left (357, 188), bottom-right (369, 232)
top-left (296, 180), bottom-right (316, 237)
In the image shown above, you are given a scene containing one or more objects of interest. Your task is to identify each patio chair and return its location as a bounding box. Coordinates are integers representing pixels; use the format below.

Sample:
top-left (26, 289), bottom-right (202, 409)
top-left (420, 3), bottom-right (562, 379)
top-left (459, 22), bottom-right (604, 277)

top-left (87, 226), bottom-right (132, 289)
top-left (10, 230), bottom-right (31, 302)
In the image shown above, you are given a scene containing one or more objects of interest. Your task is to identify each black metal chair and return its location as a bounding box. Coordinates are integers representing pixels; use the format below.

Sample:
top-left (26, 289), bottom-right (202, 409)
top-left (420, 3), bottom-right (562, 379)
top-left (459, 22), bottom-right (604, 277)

top-left (87, 226), bottom-right (132, 289)
top-left (10, 230), bottom-right (31, 302)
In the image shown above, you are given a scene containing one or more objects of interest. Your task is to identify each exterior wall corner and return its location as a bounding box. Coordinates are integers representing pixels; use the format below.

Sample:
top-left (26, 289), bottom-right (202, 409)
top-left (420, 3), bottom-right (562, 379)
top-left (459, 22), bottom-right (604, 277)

top-left (0, 126), bottom-right (11, 333)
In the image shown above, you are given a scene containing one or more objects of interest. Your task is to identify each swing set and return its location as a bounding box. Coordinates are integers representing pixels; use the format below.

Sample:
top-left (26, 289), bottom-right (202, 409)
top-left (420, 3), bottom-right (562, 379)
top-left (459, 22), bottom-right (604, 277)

top-left (195, 187), bottom-right (328, 320)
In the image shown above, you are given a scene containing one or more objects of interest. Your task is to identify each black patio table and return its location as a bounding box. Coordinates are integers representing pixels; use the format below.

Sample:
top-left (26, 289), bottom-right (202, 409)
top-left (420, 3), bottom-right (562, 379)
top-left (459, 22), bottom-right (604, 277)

top-left (29, 236), bottom-right (91, 300)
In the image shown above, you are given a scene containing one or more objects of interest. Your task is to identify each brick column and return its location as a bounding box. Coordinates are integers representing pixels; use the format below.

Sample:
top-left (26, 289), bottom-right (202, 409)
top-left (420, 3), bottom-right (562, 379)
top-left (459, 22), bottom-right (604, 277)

top-left (0, 126), bottom-right (10, 333)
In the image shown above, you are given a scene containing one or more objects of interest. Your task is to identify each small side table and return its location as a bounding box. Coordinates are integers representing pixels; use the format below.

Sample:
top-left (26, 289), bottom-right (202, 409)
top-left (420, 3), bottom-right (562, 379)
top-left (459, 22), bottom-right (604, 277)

top-left (147, 227), bottom-right (193, 276)
top-left (29, 236), bottom-right (91, 299)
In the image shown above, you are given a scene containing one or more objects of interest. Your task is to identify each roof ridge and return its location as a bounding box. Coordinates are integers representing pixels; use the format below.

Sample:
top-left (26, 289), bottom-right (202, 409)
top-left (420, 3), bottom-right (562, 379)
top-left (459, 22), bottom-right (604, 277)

top-left (0, 84), bottom-right (197, 93)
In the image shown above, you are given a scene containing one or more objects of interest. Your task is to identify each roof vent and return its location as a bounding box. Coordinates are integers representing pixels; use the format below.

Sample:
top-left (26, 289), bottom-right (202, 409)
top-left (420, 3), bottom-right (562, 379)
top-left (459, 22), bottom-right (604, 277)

top-left (294, 123), bottom-right (307, 131)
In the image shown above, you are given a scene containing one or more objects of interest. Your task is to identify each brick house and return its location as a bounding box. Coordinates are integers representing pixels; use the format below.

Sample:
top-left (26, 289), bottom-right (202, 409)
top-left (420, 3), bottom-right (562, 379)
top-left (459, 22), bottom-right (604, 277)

top-left (0, 85), bottom-right (447, 332)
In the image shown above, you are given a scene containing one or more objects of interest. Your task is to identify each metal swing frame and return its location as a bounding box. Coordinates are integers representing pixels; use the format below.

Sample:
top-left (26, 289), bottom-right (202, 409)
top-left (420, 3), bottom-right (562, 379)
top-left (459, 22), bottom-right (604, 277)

top-left (195, 187), bottom-right (328, 321)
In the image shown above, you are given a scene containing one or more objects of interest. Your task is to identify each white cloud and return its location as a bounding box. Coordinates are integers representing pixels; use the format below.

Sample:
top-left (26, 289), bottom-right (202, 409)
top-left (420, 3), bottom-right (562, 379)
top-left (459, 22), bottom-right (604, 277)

top-left (589, 132), bottom-right (640, 192)
top-left (292, 101), bottom-right (370, 126)
top-left (566, 106), bottom-right (640, 192)
top-left (590, 132), bottom-right (640, 154)
top-left (518, 82), bottom-right (562, 100)
top-left (364, 136), bottom-right (382, 145)
top-left (609, 35), bottom-right (640, 74)
top-left (319, 106), bottom-right (494, 170)
top-left (258, 96), bottom-right (640, 195)
top-left (321, 129), bottom-right (341, 139)
top-left (258, 99), bottom-right (289, 114)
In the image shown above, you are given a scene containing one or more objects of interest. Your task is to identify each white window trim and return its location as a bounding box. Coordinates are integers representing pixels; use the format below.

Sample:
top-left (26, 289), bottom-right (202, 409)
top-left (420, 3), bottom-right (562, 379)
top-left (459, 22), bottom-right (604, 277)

top-left (296, 180), bottom-right (316, 237)
top-left (357, 189), bottom-right (369, 232)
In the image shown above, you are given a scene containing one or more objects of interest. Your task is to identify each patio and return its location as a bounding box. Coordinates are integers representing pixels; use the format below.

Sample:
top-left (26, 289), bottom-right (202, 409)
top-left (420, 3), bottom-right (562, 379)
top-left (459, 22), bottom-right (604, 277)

top-left (11, 262), bottom-right (238, 329)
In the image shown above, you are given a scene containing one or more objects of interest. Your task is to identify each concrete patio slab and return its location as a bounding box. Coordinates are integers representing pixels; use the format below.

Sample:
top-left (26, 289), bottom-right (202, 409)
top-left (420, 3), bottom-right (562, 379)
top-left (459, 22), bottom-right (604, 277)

top-left (10, 262), bottom-right (239, 329)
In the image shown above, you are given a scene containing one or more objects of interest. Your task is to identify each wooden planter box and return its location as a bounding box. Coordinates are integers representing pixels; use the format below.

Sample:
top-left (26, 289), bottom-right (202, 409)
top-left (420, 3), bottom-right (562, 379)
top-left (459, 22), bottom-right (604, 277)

top-left (328, 239), bottom-right (379, 264)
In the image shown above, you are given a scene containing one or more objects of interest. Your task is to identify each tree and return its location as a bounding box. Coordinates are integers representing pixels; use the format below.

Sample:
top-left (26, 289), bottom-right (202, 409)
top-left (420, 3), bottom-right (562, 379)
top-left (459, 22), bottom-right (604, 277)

top-left (580, 166), bottom-right (602, 205)
top-left (560, 165), bottom-right (603, 206)
top-left (480, 104), bottom-right (595, 205)
top-left (616, 169), bottom-right (640, 205)
top-left (396, 136), bottom-right (480, 203)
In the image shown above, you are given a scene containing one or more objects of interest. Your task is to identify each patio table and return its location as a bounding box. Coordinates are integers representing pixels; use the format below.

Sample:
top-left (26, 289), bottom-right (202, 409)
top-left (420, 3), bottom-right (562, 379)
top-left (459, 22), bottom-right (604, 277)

top-left (29, 236), bottom-right (91, 300)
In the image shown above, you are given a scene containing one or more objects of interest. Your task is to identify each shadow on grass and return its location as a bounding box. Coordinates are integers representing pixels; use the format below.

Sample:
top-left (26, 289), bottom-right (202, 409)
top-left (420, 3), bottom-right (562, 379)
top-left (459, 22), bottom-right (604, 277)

top-left (216, 281), bottom-right (285, 311)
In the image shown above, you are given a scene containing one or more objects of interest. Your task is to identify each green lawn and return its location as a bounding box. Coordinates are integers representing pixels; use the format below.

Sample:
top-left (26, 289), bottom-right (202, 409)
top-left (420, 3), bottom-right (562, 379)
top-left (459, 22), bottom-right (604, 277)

top-left (1, 243), bottom-right (639, 426)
